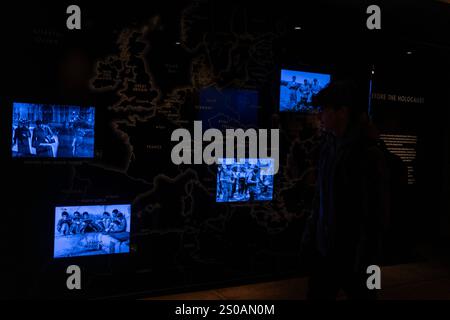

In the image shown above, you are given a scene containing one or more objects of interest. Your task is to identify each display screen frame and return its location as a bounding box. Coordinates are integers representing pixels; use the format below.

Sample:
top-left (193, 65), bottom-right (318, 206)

top-left (216, 158), bottom-right (275, 203)
top-left (11, 101), bottom-right (97, 160)
top-left (53, 203), bottom-right (132, 259)
top-left (279, 68), bottom-right (331, 113)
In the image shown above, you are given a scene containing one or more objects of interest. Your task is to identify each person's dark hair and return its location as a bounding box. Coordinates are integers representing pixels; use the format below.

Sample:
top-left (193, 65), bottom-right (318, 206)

top-left (312, 80), bottom-right (367, 120)
top-left (82, 212), bottom-right (89, 217)
top-left (103, 211), bottom-right (110, 216)
top-left (62, 211), bottom-right (69, 217)
top-left (112, 209), bottom-right (119, 214)
top-left (74, 211), bottom-right (80, 216)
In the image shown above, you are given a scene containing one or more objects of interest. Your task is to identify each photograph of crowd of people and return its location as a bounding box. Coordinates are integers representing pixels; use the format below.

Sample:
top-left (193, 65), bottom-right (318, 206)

top-left (12, 102), bottom-right (95, 158)
top-left (279, 69), bottom-right (331, 112)
top-left (216, 158), bottom-right (274, 203)
top-left (54, 205), bottom-right (131, 258)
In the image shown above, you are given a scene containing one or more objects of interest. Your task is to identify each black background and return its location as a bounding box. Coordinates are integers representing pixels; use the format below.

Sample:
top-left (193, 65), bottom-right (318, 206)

top-left (1, 0), bottom-right (449, 299)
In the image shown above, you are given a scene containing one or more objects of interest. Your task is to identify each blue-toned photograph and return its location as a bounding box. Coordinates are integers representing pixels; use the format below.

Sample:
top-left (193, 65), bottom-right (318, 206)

top-left (54, 204), bottom-right (131, 258)
top-left (279, 69), bottom-right (331, 112)
top-left (216, 158), bottom-right (274, 203)
top-left (12, 102), bottom-right (95, 158)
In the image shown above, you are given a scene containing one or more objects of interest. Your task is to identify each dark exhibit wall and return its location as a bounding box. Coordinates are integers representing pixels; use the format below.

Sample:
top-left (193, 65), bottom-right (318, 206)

top-left (1, 0), bottom-right (449, 299)
top-left (370, 57), bottom-right (450, 260)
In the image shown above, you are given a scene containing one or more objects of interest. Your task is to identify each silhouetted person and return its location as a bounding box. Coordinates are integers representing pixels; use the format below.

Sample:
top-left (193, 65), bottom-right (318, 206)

top-left (301, 80), bottom-right (388, 300)
top-left (56, 211), bottom-right (72, 235)
top-left (288, 75), bottom-right (299, 109)
top-left (106, 209), bottom-right (127, 233)
top-left (32, 120), bottom-right (54, 157)
top-left (70, 211), bottom-right (83, 234)
top-left (98, 212), bottom-right (112, 232)
top-left (80, 212), bottom-right (100, 233)
top-left (298, 79), bottom-right (311, 108)
top-left (13, 119), bottom-right (31, 156)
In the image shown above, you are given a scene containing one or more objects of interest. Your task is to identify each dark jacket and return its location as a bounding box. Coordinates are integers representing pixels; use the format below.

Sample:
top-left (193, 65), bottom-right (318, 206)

top-left (302, 123), bottom-right (389, 272)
